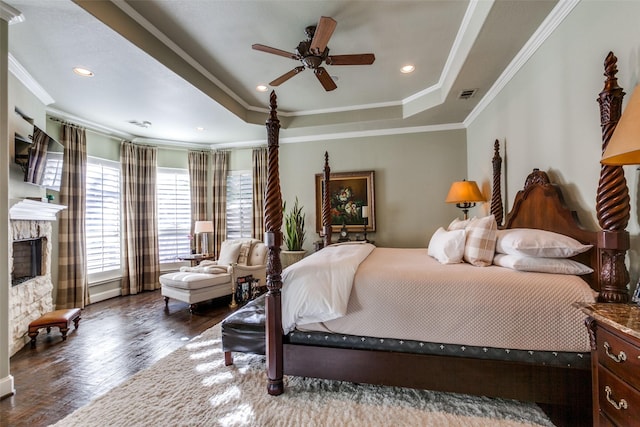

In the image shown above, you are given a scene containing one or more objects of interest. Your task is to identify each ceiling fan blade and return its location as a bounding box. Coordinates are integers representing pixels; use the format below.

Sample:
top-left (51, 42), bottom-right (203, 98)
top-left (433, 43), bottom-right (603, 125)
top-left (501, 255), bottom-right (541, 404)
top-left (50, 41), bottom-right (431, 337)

top-left (252, 44), bottom-right (298, 60)
top-left (270, 66), bottom-right (305, 86)
top-left (310, 16), bottom-right (337, 54)
top-left (314, 67), bottom-right (337, 91)
top-left (326, 53), bottom-right (376, 66)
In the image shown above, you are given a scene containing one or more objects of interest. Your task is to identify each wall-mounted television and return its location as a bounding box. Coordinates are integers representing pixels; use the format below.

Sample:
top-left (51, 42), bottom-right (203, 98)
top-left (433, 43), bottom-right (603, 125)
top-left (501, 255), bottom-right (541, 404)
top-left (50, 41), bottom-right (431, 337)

top-left (14, 125), bottom-right (64, 190)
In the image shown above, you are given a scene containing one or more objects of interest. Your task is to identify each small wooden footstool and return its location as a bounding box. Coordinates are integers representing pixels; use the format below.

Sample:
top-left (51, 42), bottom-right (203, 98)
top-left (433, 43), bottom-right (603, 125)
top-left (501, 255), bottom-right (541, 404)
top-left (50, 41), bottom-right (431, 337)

top-left (28, 308), bottom-right (81, 349)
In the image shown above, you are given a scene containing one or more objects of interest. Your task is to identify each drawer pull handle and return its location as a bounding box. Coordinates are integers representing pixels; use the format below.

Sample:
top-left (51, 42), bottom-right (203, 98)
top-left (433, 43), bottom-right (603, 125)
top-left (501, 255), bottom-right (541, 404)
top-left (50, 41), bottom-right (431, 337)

top-left (605, 386), bottom-right (628, 411)
top-left (604, 341), bottom-right (627, 363)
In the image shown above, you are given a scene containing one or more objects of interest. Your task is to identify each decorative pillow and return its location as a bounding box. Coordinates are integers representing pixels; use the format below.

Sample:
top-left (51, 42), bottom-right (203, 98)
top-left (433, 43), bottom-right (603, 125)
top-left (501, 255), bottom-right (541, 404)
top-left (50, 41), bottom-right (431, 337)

top-left (463, 215), bottom-right (497, 267)
top-left (447, 217), bottom-right (474, 231)
top-left (202, 266), bottom-right (229, 274)
top-left (495, 228), bottom-right (592, 258)
top-left (427, 227), bottom-right (466, 264)
top-left (493, 254), bottom-right (593, 275)
top-left (217, 241), bottom-right (243, 265)
top-left (237, 240), bottom-right (252, 265)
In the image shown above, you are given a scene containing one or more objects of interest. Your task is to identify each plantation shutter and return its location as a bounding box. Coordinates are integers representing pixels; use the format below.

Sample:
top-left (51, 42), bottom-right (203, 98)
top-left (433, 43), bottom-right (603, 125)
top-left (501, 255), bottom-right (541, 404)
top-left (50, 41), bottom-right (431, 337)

top-left (226, 171), bottom-right (253, 239)
top-left (157, 168), bottom-right (191, 263)
top-left (85, 157), bottom-right (121, 278)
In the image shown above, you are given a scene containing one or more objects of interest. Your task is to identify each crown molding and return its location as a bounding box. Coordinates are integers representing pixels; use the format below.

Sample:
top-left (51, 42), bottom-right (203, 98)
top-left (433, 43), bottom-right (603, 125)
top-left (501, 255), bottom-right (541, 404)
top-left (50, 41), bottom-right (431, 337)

top-left (463, 0), bottom-right (581, 127)
top-left (47, 107), bottom-right (135, 140)
top-left (8, 54), bottom-right (54, 105)
top-left (0, 1), bottom-right (23, 24)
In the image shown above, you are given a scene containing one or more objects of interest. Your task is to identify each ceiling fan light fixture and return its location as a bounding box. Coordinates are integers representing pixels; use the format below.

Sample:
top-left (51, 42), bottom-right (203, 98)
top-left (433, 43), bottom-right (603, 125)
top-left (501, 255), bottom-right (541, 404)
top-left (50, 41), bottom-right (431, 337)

top-left (252, 16), bottom-right (374, 91)
top-left (400, 64), bottom-right (415, 74)
top-left (73, 67), bottom-right (94, 77)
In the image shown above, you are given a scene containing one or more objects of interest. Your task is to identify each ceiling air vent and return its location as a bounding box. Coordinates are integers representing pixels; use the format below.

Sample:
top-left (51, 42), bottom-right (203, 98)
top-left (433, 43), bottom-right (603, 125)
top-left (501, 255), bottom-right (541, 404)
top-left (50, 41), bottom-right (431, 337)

top-left (128, 120), bottom-right (152, 128)
top-left (458, 89), bottom-right (477, 100)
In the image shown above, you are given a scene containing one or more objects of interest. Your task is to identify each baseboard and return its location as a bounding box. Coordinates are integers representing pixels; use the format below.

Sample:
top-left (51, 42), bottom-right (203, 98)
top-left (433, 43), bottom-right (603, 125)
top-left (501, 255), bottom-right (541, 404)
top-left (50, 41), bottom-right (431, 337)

top-left (0, 374), bottom-right (15, 399)
top-left (89, 288), bottom-right (121, 304)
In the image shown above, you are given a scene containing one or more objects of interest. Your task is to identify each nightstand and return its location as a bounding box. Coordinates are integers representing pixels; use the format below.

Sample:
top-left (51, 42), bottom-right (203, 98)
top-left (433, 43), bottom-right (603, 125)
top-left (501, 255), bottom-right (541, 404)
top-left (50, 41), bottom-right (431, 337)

top-left (578, 303), bottom-right (640, 426)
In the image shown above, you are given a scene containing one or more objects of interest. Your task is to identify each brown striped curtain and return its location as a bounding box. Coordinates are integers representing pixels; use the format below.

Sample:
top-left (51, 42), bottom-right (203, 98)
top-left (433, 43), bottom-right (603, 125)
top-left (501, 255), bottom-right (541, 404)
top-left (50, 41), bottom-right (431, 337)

top-left (188, 150), bottom-right (209, 252)
top-left (211, 150), bottom-right (228, 258)
top-left (252, 147), bottom-right (267, 239)
top-left (120, 142), bottom-right (160, 295)
top-left (56, 124), bottom-right (89, 309)
top-left (27, 126), bottom-right (50, 184)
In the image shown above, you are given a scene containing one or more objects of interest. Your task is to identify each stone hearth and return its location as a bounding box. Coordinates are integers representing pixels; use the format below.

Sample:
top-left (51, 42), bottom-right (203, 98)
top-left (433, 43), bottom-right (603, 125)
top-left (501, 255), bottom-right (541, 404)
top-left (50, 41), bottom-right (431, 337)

top-left (9, 220), bottom-right (54, 356)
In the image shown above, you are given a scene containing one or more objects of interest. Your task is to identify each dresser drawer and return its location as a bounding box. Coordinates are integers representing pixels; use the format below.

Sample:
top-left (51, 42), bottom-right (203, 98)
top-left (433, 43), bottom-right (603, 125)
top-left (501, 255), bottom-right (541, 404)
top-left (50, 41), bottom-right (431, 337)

top-left (598, 366), bottom-right (640, 426)
top-left (596, 325), bottom-right (640, 390)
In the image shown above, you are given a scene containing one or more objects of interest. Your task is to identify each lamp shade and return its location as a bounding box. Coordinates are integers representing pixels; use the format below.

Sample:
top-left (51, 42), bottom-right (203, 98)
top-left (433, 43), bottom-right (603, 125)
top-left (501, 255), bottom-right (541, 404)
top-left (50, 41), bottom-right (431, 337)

top-left (602, 85), bottom-right (640, 165)
top-left (445, 180), bottom-right (485, 204)
top-left (194, 220), bottom-right (214, 234)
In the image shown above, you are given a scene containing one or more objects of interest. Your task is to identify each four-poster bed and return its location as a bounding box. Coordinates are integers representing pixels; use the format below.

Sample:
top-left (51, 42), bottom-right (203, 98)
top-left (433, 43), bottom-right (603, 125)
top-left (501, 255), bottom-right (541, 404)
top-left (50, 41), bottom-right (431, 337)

top-left (259, 52), bottom-right (631, 425)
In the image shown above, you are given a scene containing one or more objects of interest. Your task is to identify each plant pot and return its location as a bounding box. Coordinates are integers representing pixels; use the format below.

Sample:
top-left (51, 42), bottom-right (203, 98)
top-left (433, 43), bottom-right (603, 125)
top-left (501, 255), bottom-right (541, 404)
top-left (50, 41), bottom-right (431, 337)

top-left (281, 250), bottom-right (307, 269)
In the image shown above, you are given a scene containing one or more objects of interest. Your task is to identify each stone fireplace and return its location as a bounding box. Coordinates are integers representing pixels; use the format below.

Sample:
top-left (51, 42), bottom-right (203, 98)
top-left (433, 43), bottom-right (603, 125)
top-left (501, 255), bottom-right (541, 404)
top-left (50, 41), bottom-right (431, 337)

top-left (9, 200), bottom-right (65, 356)
top-left (12, 237), bottom-right (44, 286)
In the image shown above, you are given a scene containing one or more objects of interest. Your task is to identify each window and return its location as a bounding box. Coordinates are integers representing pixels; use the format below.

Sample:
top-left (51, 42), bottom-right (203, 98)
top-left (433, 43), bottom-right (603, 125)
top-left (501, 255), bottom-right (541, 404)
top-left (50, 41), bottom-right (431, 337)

top-left (226, 171), bottom-right (253, 239)
top-left (157, 168), bottom-right (191, 263)
top-left (86, 157), bottom-right (121, 281)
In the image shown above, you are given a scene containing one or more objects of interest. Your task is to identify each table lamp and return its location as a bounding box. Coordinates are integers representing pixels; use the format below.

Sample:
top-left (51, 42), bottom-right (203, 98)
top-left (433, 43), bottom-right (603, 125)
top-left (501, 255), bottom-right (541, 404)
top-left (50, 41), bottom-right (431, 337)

top-left (445, 180), bottom-right (485, 220)
top-left (194, 220), bottom-right (214, 255)
top-left (601, 85), bottom-right (640, 165)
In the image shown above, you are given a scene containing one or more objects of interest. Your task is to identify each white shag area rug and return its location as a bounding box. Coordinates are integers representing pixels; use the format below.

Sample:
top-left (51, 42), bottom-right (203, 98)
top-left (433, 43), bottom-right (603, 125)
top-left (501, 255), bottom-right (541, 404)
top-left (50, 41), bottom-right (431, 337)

top-left (51, 324), bottom-right (555, 427)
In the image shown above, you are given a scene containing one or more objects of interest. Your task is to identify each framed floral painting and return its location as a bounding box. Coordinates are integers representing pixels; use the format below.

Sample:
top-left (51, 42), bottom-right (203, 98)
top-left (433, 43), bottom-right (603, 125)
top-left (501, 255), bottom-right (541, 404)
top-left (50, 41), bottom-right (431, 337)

top-left (315, 170), bottom-right (375, 233)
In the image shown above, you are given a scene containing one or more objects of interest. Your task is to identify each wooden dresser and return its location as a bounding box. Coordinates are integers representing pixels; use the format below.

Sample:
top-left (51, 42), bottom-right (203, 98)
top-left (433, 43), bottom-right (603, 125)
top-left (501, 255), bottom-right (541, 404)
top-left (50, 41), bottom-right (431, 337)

top-left (579, 303), bottom-right (640, 426)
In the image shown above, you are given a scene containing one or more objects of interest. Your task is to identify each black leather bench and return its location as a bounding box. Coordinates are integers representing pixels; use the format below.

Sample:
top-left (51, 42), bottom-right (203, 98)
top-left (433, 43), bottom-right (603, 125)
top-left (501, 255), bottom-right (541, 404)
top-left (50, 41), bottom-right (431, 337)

top-left (221, 294), bottom-right (266, 365)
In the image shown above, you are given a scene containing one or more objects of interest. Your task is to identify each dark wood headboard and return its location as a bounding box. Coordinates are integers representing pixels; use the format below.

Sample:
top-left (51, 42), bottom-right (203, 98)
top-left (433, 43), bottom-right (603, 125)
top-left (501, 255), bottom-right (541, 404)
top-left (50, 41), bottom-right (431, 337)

top-left (503, 169), bottom-right (599, 290)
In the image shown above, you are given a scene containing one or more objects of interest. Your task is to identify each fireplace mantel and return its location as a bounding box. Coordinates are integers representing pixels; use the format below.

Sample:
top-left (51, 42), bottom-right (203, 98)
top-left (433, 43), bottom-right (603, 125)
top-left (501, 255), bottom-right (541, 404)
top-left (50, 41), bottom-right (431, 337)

top-left (10, 199), bottom-right (66, 221)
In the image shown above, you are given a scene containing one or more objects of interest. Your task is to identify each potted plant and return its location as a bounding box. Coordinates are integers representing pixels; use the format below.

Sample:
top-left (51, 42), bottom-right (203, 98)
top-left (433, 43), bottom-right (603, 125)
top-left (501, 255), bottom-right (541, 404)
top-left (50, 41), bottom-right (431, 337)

top-left (282, 197), bottom-right (307, 268)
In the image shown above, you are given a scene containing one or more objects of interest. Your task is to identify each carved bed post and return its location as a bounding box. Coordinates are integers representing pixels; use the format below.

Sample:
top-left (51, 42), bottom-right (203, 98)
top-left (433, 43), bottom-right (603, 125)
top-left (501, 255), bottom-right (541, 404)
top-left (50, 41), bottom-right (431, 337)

top-left (264, 91), bottom-right (284, 395)
top-left (491, 139), bottom-right (504, 226)
top-left (596, 52), bottom-right (630, 303)
top-left (322, 151), bottom-right (332, 247)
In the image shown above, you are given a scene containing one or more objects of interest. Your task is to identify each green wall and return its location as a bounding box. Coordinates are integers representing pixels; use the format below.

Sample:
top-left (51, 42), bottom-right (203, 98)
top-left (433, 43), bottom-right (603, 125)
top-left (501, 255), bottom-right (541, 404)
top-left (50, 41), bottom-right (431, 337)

top-left (277, 130), bottom-right (468, 250)
top-left (467, 0), bottom-right (640, 291)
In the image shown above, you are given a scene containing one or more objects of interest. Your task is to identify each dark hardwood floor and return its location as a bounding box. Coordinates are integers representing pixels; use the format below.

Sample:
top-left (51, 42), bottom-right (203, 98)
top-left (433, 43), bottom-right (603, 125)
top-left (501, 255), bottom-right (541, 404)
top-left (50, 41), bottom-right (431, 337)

top-left (0, 290), bottom-right (233, 427)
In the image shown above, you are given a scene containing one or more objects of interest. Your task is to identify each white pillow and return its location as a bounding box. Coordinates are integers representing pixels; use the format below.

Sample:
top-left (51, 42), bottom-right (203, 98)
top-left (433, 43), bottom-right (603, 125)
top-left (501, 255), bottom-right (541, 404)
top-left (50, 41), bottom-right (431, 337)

top-left (493, 254), bottom-right (593, 275)
top-left (217, 241), bottom-right (243, 265)
top-left (495, 228), bottom-right (592, 258)
top-left (447, 217), bottom-right (474, 231)
top-left (428, 227), bottom-right (466, 264)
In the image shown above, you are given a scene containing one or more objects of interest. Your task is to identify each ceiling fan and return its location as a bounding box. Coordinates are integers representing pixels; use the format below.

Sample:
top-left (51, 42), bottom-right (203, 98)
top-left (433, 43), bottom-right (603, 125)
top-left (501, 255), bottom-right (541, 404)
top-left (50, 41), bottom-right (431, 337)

top-left (252, 16), bottom-right (375, 91)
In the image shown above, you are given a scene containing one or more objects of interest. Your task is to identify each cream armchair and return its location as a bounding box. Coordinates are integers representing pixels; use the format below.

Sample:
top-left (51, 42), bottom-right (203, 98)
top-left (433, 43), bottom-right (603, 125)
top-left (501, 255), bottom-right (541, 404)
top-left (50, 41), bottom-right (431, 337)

top-left (160, 238), bottom-right (267, 313)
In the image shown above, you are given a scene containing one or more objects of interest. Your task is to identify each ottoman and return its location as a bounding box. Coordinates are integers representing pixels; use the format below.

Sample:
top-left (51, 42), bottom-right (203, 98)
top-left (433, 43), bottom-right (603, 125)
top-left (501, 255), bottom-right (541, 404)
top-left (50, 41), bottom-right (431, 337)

top-left (221, 294), bottom-right (266, 365)
top-left (28, 308), bottom-right (81, 348)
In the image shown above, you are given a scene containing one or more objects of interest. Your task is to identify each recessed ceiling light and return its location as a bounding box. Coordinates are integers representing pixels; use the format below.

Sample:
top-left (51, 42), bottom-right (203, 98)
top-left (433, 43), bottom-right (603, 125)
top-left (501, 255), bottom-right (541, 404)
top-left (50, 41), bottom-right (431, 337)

top-left (400, 65), bottom-right (415, 74)
top-left (73, 67), bottom-right (94, 77)
top-left (196, 127), bottom-right (205, 131)
top-left (256, 85), bottom-right (268, 92)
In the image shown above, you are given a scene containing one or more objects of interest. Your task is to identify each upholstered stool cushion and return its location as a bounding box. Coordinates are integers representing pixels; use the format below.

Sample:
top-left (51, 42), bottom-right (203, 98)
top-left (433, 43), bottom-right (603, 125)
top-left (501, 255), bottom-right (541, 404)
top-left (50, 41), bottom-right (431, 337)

top-left (28, 308), bottom-right (81, 348)
top-left (159, 271), bottom-right (231, 290)
top-left (222, 294), bottom-right (266, 359)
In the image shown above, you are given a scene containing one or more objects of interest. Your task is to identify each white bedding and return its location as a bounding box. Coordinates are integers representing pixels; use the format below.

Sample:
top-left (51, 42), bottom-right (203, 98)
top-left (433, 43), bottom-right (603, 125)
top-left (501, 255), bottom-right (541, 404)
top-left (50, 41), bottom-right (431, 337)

top-left (281, 242), bottom-right (375, 333)
top-left (285, 246), bottom-right (597, 352)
